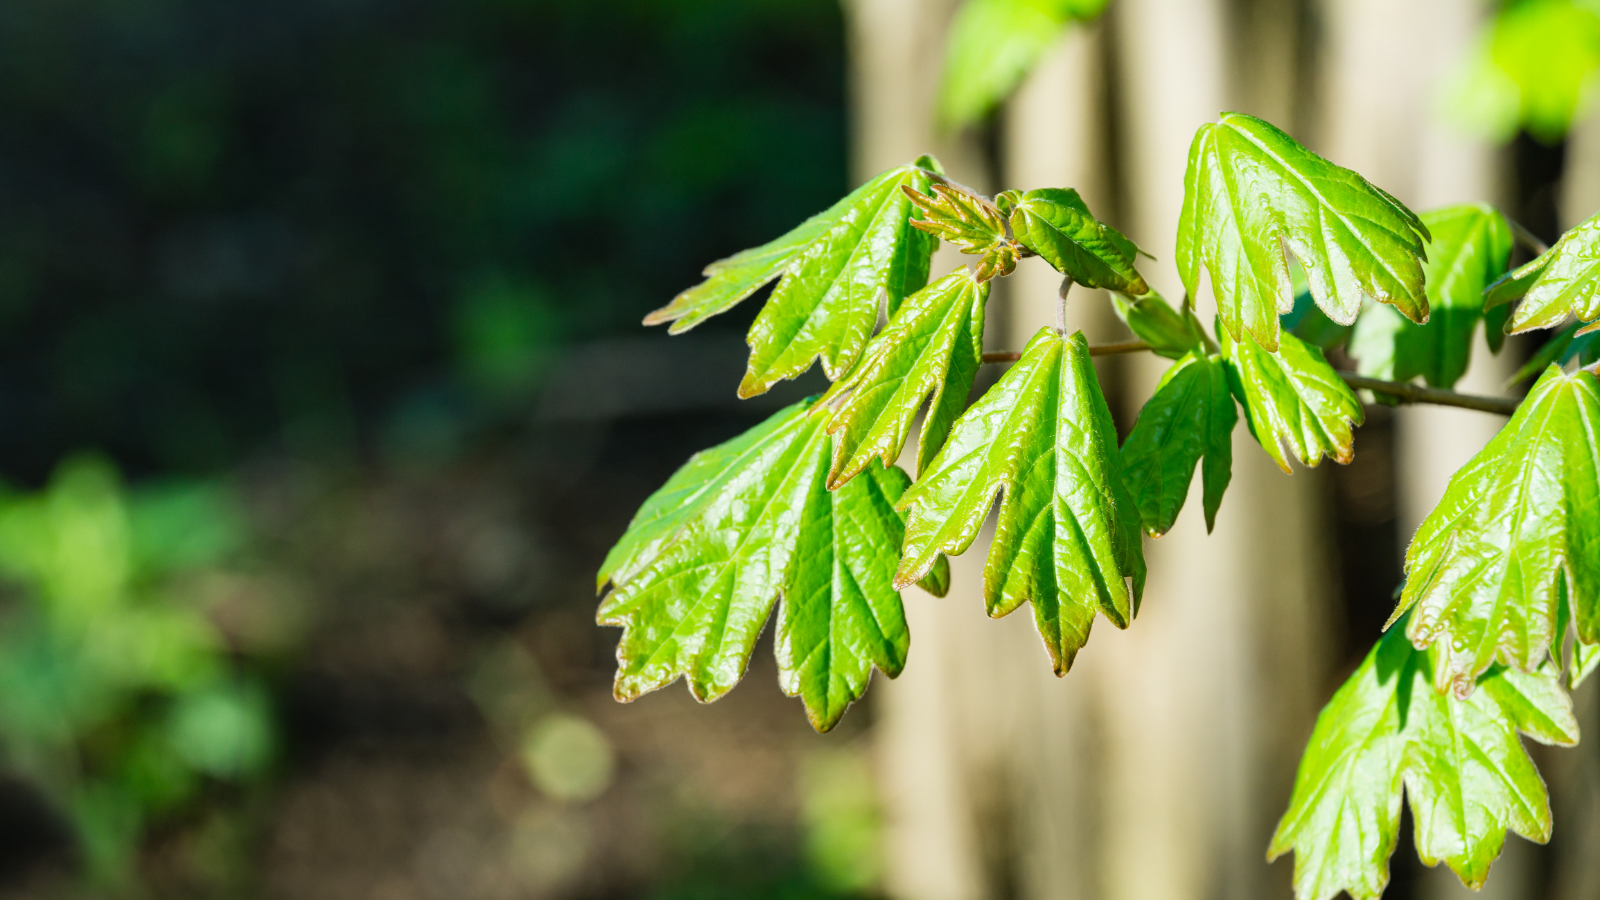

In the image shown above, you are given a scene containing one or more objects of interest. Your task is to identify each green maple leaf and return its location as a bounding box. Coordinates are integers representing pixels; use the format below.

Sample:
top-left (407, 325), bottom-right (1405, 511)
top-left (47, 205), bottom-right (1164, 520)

top-left (1009, 188), bottom-right (1150, 294)
top-left (1271, 622), bottom-right (1578, 900)
top-left (1390, 365), bottom-right (1600, 695)
top-left (1110, 290), bottom-right (1211, 359)
top-left (642, 158), bottom-right (943, 398)
top-left (1120, 351), bottom-right (1237, 537)
top-left (1487, 206), bottom-right (1600, 335)
top-left (1218, 321), bottom-right (1365, 473)
top-left (824, 267), bottom-right (989, 488)
top-left (893, 327), bottom-right (1146, 674)
top-left (1177, 113), bottom-right (1431, 351)
top-left (937, 0), bottom-right (1109, 129)
top-left (597, 399), bottom-right (948, 732)
top-left (1348, 204), bottom-right (1513, 389)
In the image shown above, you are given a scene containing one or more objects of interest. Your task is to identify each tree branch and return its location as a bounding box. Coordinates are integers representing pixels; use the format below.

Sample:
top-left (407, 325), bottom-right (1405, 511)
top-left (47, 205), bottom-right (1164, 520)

top-left (1337, 373), bottom-right (1519, 416)
top-left (980, 342), bottom-right (1521, 415)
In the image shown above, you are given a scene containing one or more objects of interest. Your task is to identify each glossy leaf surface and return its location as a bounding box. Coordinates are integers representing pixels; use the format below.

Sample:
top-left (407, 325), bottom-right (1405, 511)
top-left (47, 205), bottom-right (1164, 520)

top-left (1177, 113), bottom-right (1430, 351)
top-left (1121, 351), bottom-right (1237, 536)
top-left (904, 183), bottom-right (1018, 280)
top-left (598, 400), bottom-right (946, 732)
top-left (825, 268), bottom-right (988, 487)
top-left (1218, 322), bottom-right (1364, 473)
top-left (937, 0), bottom-right (1108, 128)
top-left (1348, 204), bottom-right (1513, 389)
top-left (1111, 290), bottom-right (1209, 359)
top-left (894, 328), bottom-right (1145, 674)
top-left (1487, 206), bottom-right (1600, 334)
top-left (1391, 366), bottom-right (1600, 694)
top-left (1271, 623), bottom-right (1578, 900)
top-left (1009, 188), bottom-right (1149, 293)
top-left (643, 159), bottom-right (942, 397)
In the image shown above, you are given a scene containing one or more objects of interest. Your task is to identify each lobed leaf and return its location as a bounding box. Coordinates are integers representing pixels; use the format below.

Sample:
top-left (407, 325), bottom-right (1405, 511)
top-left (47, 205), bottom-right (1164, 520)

top-left (1391, 366), bottom-right (1600, 695)
top-left (643, 158), bottom-right (943, 397)
top-left (597, 399), bottom-right (947, 732)
top-left (937, 0), bottom-right (1109, 129)
top-left (1009, 188), bottom-right (1149, 293)
top-left (1487, 206), bottom-right (1600, 334)
top-left (1218, 321), bottom-right (1365, 473)
top-left (894, 328), bottom-right (1145, 674)
top-left (1120, 351), bottom-right (1237, 536)
top-left (1348, 204), bottom-right (1513, 389)
top-left (824, 268), bottom-right (989, 488)
top-left (1177, 113), bottom-right (1430, 351)
top-left (1270, 622), bottom-right (1578, 900)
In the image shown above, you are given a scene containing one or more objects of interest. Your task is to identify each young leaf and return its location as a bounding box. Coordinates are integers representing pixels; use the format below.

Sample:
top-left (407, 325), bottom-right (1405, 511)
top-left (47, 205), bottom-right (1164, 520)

top-left (893, 328), bottom-right (1146, 674)
top-left (1282, 283), bottom-right (1354, 351)
top-left (1218, 321), bottom-right (1365, 473)
top-left (1347, 204), bottom-right (1514, 389)
top-left (1505, 317), bottom-right (1600, 386)
top-left (642, 158), bottom-right (943, 397)
top-left (1390, 365), bottom-right (1600, 695)
top-left (937, 0), bottom-right (1109, 129)
top-left (1110, 290), bottom-right (1209, 359)
top-left (1120, 351), bottom-right (1237, 536)
top-left (1009, 188), bottom-right (1150, 294)
top-left (903, 183), bottom-right (1019, 280)
top-left (1177, 113), bottom-right (1431, 351)
top-left (1486, 206), bottom-right (1600, 334)
top-left (824, 268), bottom-right (989, 488)
top-left (597, 399), bottom-right (947, 732)
top-left (1270, 623), bottom-right (1578, 900)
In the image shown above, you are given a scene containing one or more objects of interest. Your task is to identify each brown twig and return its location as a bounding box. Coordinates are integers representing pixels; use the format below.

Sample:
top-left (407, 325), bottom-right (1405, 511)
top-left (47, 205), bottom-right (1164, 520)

top-left (1337, 373), bottom-right (1519, 416)
top-left (979, 342), bottom-right (1521, 415)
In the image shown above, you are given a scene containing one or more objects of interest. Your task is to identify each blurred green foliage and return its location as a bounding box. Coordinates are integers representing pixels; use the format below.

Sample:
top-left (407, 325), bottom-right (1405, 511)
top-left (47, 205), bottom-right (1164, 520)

top-left (0, 456), bottom-right (271, 884)
top-left (0, 0), bottom-right (847, 479)
top-left (1445, 0), bottom-right (1600, 143)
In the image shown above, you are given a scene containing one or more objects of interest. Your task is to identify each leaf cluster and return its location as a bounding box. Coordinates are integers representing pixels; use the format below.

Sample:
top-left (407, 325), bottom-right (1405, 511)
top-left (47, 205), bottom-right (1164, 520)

top-left (603, 108), bottom-right (1600, 898)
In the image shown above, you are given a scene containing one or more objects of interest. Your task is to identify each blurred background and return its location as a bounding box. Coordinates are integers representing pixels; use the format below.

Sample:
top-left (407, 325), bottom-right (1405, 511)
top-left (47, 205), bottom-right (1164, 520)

top-left (0, 0), bottom-right (1594, 898)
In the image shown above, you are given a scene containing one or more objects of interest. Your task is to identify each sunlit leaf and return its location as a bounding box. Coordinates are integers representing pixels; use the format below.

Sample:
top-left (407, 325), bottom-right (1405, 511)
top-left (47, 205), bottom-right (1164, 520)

top-left (894, 328), bottom-right (1145, 674)
top-left (1218, 322), bottom-right (1364, 473)
top-left (643, 158), bottom-right (943, 397)
top-left (825, 268), bottom-right (989, 487)
top-left (903, 183), bottom-right (1018, 281)
top-left (1348, 204), bottom-right (1513, 389)
top-left (1177, 113), bottom-right (1430, 351)
top-left (1487, 206), bottom-right (1600, 335)
top-left (1390, 366), bottom-right (1600, 695)
top-left (1009, 187), bottom-right (1149, 293)
top-left (598, 399), bottom-right (945, 731)
top-left (1271, 622), bottom-right (1577, 900)
top-left (1120, 351), bottom-right (1236, 536)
